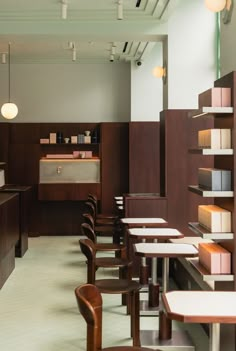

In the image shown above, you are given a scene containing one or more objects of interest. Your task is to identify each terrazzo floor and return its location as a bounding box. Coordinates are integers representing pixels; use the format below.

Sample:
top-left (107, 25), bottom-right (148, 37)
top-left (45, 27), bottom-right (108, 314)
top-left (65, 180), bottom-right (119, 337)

top-left (0, 236), bottom-right (209, 351)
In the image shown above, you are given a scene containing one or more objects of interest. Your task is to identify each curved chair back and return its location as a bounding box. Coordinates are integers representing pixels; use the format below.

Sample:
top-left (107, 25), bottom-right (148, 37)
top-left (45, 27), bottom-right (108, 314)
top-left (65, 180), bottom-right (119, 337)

top-left (81, 223), bottom-right (96, 243)
top-left (75, 284), bottom-right (102, 351)
top-left (85, 201), bottom-right (96, 219)
top-left (79, 239), bottom-right (96, 284)
top-left (82, 214), bottom-right (95, 230)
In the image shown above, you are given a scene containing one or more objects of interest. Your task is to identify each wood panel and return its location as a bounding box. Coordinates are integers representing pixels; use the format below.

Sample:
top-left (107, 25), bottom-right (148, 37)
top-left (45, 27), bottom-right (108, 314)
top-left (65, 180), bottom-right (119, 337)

top-left (124, 195), bottom-right (167, 219)
top-left (0, 193), bottom-right (19, 288)
top-left (160, 110), bottom-right (214, 235)
top-left (100, 123), bottom-right (129, 214)
top-left (129, 122), bottom-right (160, 193)
top-left (0, 123), bottom-right (9, 182)
top-left (38, 183), bottom-right (101, 201)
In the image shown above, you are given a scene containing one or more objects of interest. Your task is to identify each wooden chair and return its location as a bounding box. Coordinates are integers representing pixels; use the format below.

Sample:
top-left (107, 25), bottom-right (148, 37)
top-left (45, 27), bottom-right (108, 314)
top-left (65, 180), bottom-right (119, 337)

top-left (75, 284), bottom-right (159, 350)
top-left (88, 193), bottom-right (118, 221)
top-left (79, 238), bottom-right (131, 282)
top-left (80, 223), bottom-right (126, 258)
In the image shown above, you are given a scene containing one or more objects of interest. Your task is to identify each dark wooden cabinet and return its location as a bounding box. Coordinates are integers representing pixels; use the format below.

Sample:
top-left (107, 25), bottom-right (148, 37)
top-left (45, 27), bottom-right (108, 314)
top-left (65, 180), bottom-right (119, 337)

top-left (0, 193), bottom-right (19, 288)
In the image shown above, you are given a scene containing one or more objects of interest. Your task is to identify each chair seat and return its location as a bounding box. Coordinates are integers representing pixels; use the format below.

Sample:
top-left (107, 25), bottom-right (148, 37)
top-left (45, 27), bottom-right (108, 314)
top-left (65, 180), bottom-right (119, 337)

top-left (95, 243), bottom-right (125, 252)
top-left (95, 279), bottom-right (140, 294)
top-left (95, 257), bottom-right (131, 268)
top-left (103, 347), bottom-right (158, 351)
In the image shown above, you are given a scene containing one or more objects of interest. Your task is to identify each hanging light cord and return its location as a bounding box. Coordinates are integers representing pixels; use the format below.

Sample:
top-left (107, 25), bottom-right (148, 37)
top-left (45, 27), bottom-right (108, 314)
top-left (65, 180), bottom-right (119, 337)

top-left (8, 42), bottom-right (11, 102)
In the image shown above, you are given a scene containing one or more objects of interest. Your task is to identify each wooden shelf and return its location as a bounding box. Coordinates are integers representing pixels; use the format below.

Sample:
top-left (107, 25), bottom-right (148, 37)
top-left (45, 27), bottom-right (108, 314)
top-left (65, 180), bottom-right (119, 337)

top-left (40, 143), bottom-right (99, 146)
top-left (189, 148), bottom-right (233, 155)
top-left (188, 185), bottom-right (234, 197)
top-left (189, 222), bottom-right (233, 240)
top-left (189, 259), bottom-right (234, 282)
top-left (189, 106), bottom-right (234, 118)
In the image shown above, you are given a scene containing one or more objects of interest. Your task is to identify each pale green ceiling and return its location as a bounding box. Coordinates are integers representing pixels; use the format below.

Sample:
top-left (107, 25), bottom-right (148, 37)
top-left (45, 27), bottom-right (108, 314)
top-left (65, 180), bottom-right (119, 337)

top-left (0, 0), bottom-right (179, 63)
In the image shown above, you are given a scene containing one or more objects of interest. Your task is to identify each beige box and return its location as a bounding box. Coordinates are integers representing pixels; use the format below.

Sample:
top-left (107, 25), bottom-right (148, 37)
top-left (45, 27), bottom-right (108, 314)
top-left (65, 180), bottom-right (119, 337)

top-left (220, 129), bottom-right (231, 148)
top-left (84, 136), bottom-right (91, 144)
top-left (198, 205), bottom-right (231, 232)
top-left (71, 136), bottom-right (78, 144)
top-left (40, 138), bottom-right (50, 144)
top-left (198, 129), bottom-right (221, 149)
top-left (49, 133), bottom-right (57, 144)
top-left (199, 243), bottom-right (231, 274)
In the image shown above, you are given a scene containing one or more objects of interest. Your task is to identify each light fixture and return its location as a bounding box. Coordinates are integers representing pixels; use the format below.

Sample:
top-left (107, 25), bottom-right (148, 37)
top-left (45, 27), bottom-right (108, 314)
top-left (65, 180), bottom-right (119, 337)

top-left (205, 0), bottom-right (233, 23)
top-left (1, 53), bottom-right (6, 64)
top-left (61, 0), bottom-right (68, 20)
top-left (1, 43), bottom-right (18, 120)
top-left (152, 62), bottom-right (167, 84)
top-left (111, 45), bottom-right (116, 55)
top-left (72, 46), bottom-right (77, 62)
top-left (117, 0), bottom-right (123, 20)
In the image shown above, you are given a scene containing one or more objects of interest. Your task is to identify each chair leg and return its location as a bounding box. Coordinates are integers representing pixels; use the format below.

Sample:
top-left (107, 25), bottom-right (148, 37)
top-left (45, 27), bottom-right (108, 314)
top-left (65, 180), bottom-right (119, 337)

top-left (130, 290), bottom-right (140, 347)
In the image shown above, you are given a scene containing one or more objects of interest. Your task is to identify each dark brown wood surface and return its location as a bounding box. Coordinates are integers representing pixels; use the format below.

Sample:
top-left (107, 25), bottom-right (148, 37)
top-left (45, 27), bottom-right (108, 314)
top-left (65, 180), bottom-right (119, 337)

top-left (100, 122), bottom-right (129, 214)
top-left (0, 193), bottom-right (19, 288)
top-left (129, 122), bottom-right (160, 193)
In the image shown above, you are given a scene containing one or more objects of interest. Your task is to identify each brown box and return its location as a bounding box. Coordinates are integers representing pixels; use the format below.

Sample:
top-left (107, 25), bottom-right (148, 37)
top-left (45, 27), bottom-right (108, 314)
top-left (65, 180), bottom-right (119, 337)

top-left (198, 88), bottom-right (222, 108)
top-left (199, 243), bottom-right (231, 274)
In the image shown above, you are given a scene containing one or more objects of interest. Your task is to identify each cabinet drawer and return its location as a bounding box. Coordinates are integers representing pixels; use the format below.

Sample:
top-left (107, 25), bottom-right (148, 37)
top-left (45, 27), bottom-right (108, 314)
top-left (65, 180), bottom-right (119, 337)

top-left (38, 183), bottom-right (101, 201)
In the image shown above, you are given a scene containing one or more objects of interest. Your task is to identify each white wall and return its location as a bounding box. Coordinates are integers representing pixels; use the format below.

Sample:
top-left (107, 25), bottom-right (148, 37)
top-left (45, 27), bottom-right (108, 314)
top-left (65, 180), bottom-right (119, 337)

top-left (130, 43), bottom-right (163, 121)
top-left (0, 63), bottom-right (131, 123)
top-left (220, 7), bottom-right (236, 76)
top-left (167, 0), bottom-right (217, 109)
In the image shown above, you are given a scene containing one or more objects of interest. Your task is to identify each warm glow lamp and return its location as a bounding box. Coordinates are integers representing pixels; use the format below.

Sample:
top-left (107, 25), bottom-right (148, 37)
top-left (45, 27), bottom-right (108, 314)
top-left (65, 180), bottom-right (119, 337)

top-left (152, 63), bottom-right (167, 84)
top-left (1, 43), bottom-right (18, 120)
top-left (205, 0), bottom-right (226, 12)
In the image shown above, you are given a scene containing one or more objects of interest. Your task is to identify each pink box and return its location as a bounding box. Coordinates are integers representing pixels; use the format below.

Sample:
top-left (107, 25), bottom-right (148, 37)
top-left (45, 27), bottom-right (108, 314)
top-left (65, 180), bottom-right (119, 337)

top-left (199, 243), bottom-right (231, 274)
top-left (85, 151), bottom-right (93, 158)
top-left (221, 88), bottom-right (231, 107)
top-left (198, 88), bottom-right (221, 108)
top-left (40, 138), bottom-right (49, 144)
top-left (46, 154), bottom-right (73, 159)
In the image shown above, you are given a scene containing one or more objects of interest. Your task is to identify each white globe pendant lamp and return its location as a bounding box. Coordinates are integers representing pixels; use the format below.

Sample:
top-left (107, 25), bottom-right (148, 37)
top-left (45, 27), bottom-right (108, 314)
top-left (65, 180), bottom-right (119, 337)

top-left (1, 43), bottom-right (18, 120)
top-left (205, 0), bottom-right (227, 12)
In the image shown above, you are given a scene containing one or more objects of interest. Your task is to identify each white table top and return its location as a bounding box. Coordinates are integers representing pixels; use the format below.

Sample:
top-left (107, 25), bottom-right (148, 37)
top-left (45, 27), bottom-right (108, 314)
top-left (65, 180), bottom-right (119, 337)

top-left (118, 206), bottom-right (123, 210)
top-left (114, 196), bottom-right (123, 200)
top-left (134, 243), bottom-right (198, 257)
top-left (116, 200), bottom-right (123, 205)
top-left (163, 291), bottom-right (236, 323)
top-left (128, 228), bottom-right (183, 239)
top-left (121, 218), bottom-right (167, 224)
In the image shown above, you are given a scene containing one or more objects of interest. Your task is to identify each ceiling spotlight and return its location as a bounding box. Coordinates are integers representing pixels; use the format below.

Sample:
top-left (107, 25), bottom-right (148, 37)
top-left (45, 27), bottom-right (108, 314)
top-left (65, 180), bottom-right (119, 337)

top-left (72, 47), bottom-right (76, 62)
top-left (1, 53), bottom-right (7, 64)
top-left (111, 46), bottom-right (116, 55)
top-left (117, 0), bottom-right (123, 20)
top-left (68, 41), bottom-right (74, 49)
top-left (61, 0), bottom-right (68, 20)
top-left (110, 54), bottom-right (114, 62)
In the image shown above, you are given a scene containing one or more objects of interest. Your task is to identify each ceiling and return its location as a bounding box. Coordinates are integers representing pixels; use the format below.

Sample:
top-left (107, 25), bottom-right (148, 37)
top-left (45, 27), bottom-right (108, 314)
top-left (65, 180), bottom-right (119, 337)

top-left (0, 0), bottom-right (179, 64)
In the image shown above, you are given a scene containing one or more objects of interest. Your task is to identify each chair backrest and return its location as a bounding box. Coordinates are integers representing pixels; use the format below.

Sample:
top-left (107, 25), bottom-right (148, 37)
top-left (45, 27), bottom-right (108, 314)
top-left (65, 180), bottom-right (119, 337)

top-left (79, 238), bottom-right (96, 284)
top-left (82, 213), bottom-right (95, 230)
top-left (85, 201), bottom-right (96, 219)
top-left (81, 222), bottom-right (96, 243)
top-left (75, 284), bottom-right (103, 351)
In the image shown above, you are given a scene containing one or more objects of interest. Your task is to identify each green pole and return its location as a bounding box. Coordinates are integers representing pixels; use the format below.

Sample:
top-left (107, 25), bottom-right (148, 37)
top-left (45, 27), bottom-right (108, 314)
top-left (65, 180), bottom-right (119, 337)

top-left (216, 12), bottom-right (221, 78)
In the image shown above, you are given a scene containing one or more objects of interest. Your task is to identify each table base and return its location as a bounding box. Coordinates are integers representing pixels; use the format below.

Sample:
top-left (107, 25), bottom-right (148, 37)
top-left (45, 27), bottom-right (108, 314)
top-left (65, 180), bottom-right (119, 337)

top-left (140, 300), bottom-right (160, 316)
top-left (140, 330), bottom-right (195, 350)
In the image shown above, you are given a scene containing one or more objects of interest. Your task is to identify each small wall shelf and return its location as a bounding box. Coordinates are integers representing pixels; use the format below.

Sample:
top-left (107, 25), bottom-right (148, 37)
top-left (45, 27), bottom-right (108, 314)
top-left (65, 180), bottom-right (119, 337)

top-left (189, 222), bottom-right (234, 240)
top-left (189, 148), bottom-right (234, 155)
top-left (189, 106), bottom-right (234, 119)
top-left (188, 185), bottom-right (234, 197)
top-left (189, 259), bottom-right (234, 282)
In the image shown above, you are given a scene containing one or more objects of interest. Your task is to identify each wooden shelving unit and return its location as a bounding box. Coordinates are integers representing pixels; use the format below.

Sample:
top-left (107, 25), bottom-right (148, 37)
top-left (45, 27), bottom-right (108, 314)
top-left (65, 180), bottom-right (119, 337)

top-left (189, 222), bottom-right (234, 240)
top-left (188, 72), bottom-right (236, 288)
top-left (188, 106), bottom-right (233, 118)
top-left (188, 185), bottom-right (234, 197)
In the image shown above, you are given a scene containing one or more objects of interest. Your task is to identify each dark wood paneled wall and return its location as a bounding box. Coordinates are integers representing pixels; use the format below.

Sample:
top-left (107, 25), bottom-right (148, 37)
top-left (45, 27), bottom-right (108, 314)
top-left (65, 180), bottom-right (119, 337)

top-left (160, 110), bottom-right (214, 235)
top-left (0, 122), bottom-right (130, 235)
top-left (101, 123), bottom-right (129, 214)
top-left (129, 122), bottom-right (160, 193)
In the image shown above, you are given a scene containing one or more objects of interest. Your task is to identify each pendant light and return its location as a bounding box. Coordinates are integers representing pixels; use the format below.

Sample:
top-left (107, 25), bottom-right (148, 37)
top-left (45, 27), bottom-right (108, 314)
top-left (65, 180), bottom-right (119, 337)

top-left (1, 42), bottom-right (18, 120)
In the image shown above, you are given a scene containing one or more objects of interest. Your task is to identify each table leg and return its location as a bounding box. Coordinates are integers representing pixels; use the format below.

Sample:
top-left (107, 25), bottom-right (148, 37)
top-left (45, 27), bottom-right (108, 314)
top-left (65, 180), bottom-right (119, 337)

top-left (159, 257), bottom-right (172, 340)
top-left (140, 236), bottom-right (149, 285)
top-left (131, 290), bottom-right (141, 347)
top-left (148, 239), bottom-right (160, 307)
top-left (210, 323), bottom-right (220, 351)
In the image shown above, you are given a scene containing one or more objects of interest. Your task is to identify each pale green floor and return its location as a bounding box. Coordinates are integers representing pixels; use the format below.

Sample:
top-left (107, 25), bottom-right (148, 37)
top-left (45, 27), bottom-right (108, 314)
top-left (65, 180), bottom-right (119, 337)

top-left (0, 236), bottom-right (209, 351)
